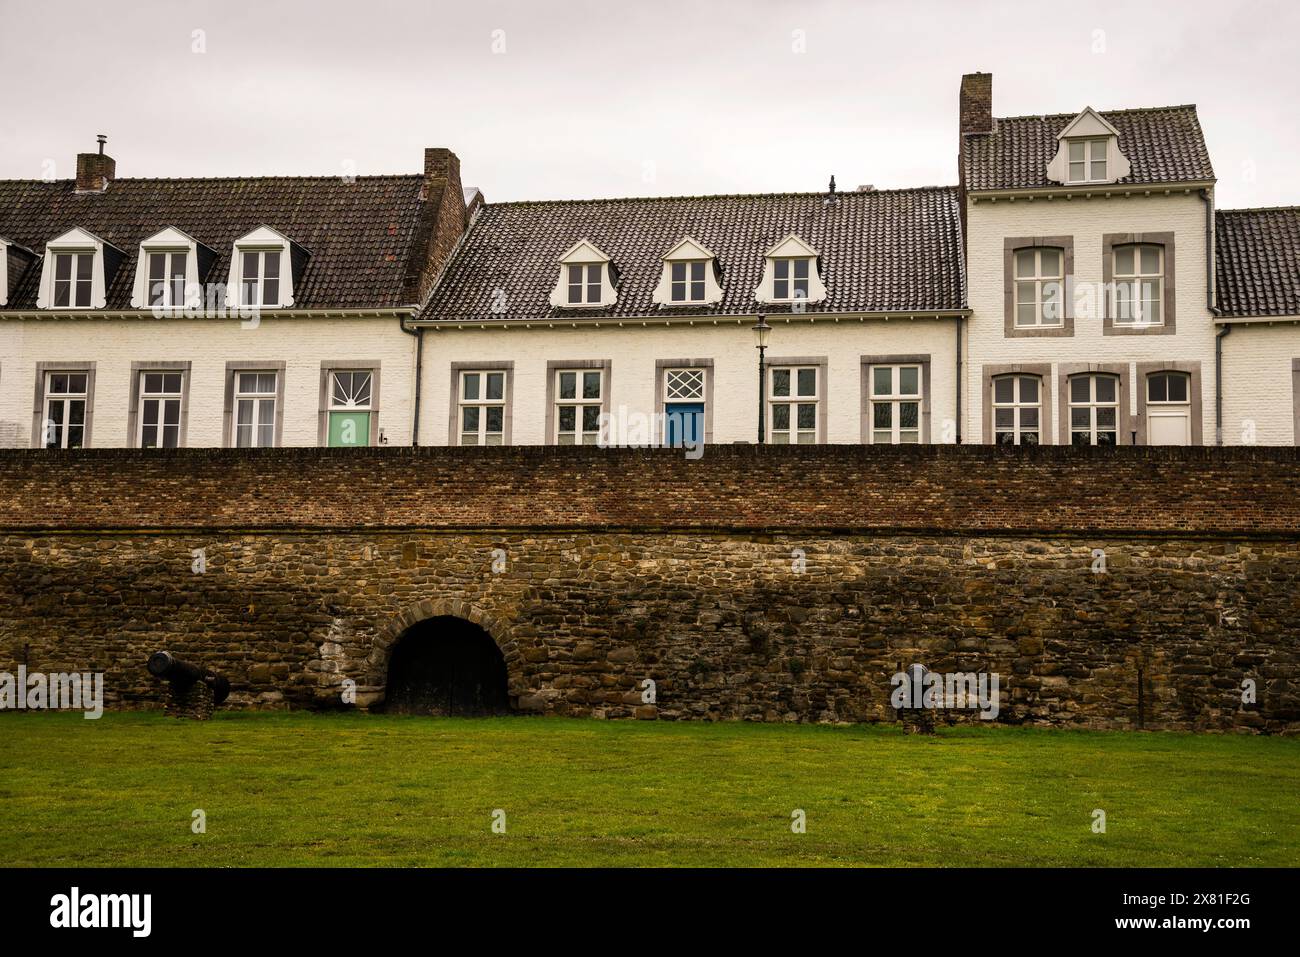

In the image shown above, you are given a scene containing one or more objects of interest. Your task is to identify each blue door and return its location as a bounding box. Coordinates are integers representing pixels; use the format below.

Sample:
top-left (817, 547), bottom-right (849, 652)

top-left (664, 402), bottom-right (704, 447)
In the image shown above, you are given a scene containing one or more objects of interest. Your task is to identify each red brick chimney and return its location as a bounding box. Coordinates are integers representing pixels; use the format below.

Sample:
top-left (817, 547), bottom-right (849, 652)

top-left (959, 73), bottom-right (993, 136)
top-left (405, 147), bottom-right (471, 304)
top-left (75, 135), bottom-right (116, 192)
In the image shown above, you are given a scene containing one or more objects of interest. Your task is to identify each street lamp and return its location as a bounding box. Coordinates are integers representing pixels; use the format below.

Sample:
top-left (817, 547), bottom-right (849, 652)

top-left (752, 315), bottom-right (772, 444)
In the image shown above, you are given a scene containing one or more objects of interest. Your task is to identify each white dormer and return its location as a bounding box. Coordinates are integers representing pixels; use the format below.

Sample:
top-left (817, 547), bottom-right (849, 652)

top-left (130, 226), bottom-right (216, 310)
top-left (1046, 107), bottom-right (1132, 186)
top-left (754, 234), bottom-right (827, 306)
top-left (548, 239), bottom-right (618, 308)
top-left (224, 226), bottom-right (300, 310)
top-left (36, 227), bottom-right (124, 310)
top-left (0, 237), bottom-right (9, 307)
top-left (652, 236), bottom-right (723, 307)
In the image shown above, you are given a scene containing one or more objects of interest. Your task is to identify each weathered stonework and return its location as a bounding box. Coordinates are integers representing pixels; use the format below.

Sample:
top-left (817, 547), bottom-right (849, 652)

top-left (0, 445), bottom-right (1297, 732)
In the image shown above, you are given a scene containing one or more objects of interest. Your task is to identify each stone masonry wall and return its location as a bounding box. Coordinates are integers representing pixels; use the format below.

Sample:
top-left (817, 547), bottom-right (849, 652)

top-left (0, 445), bottom-right (1297, 731)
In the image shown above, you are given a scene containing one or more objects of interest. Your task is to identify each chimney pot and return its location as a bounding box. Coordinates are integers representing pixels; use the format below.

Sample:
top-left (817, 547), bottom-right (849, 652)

top-left (959, 72), bottom-right (994, 136)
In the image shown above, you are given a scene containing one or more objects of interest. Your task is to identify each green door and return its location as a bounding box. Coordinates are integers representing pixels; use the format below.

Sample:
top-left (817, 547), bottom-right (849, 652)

top-left (328, 411), bottom-right (370, 447)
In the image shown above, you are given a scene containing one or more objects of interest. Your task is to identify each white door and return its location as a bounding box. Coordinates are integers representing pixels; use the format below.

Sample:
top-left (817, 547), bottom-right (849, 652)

top-left (1148, 411), bottom-right (1190, 445)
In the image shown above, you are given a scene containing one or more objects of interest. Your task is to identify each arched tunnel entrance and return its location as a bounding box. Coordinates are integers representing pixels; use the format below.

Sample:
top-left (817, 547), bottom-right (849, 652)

top-left (382, 616), bottom-right (511, 716)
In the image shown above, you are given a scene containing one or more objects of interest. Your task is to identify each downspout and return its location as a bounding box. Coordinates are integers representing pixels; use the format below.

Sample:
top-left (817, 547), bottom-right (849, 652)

top-left (1201, 187), bottom-right (1226, 446)
top-left (955, 316), bottom-right (963, 443)
top-left (1215, 323), bottom-right (1230, 446)
top-left (399, 314), bottom-right (423, 446)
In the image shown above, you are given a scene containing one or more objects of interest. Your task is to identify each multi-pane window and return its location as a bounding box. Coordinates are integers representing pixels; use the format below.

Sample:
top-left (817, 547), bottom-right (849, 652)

top-left (670, 261), bottom-right (706, 303)
top-left (238, 250), bottom-right (282, 307)
top-left (868, 365), bottom-right (921, 444)
top-left (147, 251), bottom-right (188, 307)
top-left (52, 252), bottom-right (93, 308)
top-left (328, 371), bottom-right (373, 447)
top-left (139, 371), bottom-right (183, 449)
top-left (1147, 371), bottom-right (1189, 405)
top-left (773, 259), bottom-right (811, 301)
top-left (234, 371), bottom-right (278, 448)
top-left (43, 372), bottom-right (88, 449)
top-left (1113, 244), bottom-right (1163, 326)
top-left (992, 375), bottom-right (1041, 446)
top-left (555, 369), bottom-right (603, 445)
top-left (1069, 373), bottom-right (1119, 446)
top-left (459, 370), bottom-right (506, 445)
top-left (1068, 138), bottom-right (1107, 182)
top-left (566, 264), bottom-right (603, 305)
top-left (1014, 248), bottom-right (1064, 327)
top-left (665, 368), bottom-right (704, 401)
top-left (769, 366), bottom-right (818, 444)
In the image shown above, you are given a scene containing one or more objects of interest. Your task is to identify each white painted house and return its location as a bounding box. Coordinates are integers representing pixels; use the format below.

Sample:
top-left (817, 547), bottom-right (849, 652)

top-left (2, 74), bottom-right (1297, 450)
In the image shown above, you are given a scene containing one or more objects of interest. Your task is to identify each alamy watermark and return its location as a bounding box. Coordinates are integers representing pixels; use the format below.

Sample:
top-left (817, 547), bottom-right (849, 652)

top-left (890, 663), bottom-right (1000, 720)
top-left (0, 666), bottom-right (104, 718)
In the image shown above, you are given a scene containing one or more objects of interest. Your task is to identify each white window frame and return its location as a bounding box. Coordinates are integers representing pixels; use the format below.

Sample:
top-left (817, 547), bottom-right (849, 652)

top-left (457, 369), bottom-right (508, 446)
top-left (138, 370), bottom-right (185, 449)
top-left (1069, 373), bottom-right (1120, 446)
top-left (1112, 244), bottom-right (1164, 327)
top-left (1013, 248), bottom-right (1065, 328)
top-left (237, 248), bottom-right (284, 308)
top-left (566, 263), bottom-right (604, 306)
top-left (145, 250), bottom-right (190, 308)
top-left (1067, 138), bottom-right (1108, 183)
top-left (1146, 370), bottom-right (1190, 407)
top-left (42, 371), bottom-right (90, 449)
top-left (771, 258), bottom-right (812, 302)
top-left (867, 364), bottom-right (923, 444)
top-left (670, 261), bottom-right (707, 303)
top-left (234, 370), bottom-right (279, 448)
top-left (992, 374), bottom-right (1042, 446)
top-left (51, 251), bottom-right (95, 309)
top-left (553, 368), bottom-right (605, 445)
top-left (769, 365), bottom-right (819, 444)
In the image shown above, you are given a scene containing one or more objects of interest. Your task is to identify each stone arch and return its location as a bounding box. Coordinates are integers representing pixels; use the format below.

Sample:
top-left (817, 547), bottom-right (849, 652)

top-left (373, 598), bottom-right (526, 702)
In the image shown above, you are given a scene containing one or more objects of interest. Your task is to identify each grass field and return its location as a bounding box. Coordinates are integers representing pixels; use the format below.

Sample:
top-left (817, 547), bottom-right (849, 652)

top-left (1, 711), bottom-right (1296, 867)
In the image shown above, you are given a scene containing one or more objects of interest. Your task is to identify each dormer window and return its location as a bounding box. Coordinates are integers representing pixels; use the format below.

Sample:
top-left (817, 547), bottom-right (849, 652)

top-left (131, 227), bottom-right (215, 310)
top-left (549, 239), bottom-right (616, 309)
top-left (53, 251), bottom-right (94, 308)
top-left (1045, 107), bottom-right (1131, 186)
top-left (36, 228), bottom-right (123, 311)
top-left (653, 237), bottom-right (723, 307)
top-left (567, 263), bottom-right (602, 305)
top-left (224, 226), bottom-right (303, 311)
top-left (1068, 138), bottom-right (1108, 183)
top-left (755, 235), bottom-right (826, 306)
top-left (671, 261), bottom-right (707, 302)
top-left (240, 249), bottom-right (282, 307)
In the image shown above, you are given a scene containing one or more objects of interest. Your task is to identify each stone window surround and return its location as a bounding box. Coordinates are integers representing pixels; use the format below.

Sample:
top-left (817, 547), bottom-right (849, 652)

top-left (127, 360), bottom-right (193, 449)
top-left (319, 361), bottom-right (382, 448)
top-left (982, 363), bottom-right (1053, 445)
top-left (860, 354), bottom-right (932, 443)
top-left (31, 360), bottom-right (96, 449)
top-left (1134, 361), bottom-right (1203, 446)
top-left (1102, 232), bottom-right (1177, 336)
top-left (1003, 236), bottom-right (1075, 339)
top-left (222, 360), bottom-right (287, 448)
top-left (766, 355), bottom-right (829, 444)
top-left (544, 359), bottom-right (612, 445)
top-left (654, 359), bottom-right (714, 445)
top-left (448, 361), bottom-right (514, 446)
top-left (1058, 362), bottom-right (1133, 445)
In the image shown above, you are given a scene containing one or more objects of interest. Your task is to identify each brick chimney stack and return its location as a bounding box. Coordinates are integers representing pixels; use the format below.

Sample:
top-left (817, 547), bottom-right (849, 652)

top-left (75, 135), bottom-right (116, 192)
top-left (959, 73), bottom-right (993, 136)
top-left (405, 147), bottom-right (471, 303)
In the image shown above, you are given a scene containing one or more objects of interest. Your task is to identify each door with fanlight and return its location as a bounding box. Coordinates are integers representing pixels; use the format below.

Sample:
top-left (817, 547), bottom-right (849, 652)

top-left (328, 370), bottom-right (373, 447)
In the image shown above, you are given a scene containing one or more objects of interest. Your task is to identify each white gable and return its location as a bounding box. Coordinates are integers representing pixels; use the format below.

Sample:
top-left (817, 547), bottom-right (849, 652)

top-left (1056, 106), bottom-right (1121, 140)
top-left (765, 234), bottom-right (820, 259)
top-left (557, 239), bottom-right (611, 264)
top-left (662, 236), bottom-right (716, 262)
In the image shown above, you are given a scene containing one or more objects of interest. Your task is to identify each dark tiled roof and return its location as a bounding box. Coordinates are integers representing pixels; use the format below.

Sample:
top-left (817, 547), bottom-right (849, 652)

top-left (1216, 207), bottom-right (1300, 317)
top-left (421, 186), bottom-right (966, 321)
top-left (963, 105), bottom-right (1215, 192)
top-left (0, 175), bottom-right (426, 310)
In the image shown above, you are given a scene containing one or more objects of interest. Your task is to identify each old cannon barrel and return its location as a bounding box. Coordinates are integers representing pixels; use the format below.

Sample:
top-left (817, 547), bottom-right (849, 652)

top-left (146, 651), bottom-right (231, 705)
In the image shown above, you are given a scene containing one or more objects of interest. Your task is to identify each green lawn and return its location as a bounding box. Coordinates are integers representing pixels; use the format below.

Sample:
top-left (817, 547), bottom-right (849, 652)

top-left (1, 712), bottom-right (1295, 867)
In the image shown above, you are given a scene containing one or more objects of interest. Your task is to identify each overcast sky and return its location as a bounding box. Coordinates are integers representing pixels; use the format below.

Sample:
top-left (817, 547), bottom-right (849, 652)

top-left (1, 0), bottom-right (1296, 208)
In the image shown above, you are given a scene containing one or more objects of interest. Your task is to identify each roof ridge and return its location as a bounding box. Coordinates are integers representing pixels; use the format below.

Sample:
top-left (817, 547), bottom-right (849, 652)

top-left (1218, 205), bottom-right (1300, 215)
top-left (0, 174), bottom-right (424, 185)
top-left (996, 103), bottom-right (1199, 122)
top-left (483, 184), bottom-right (959, 208)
